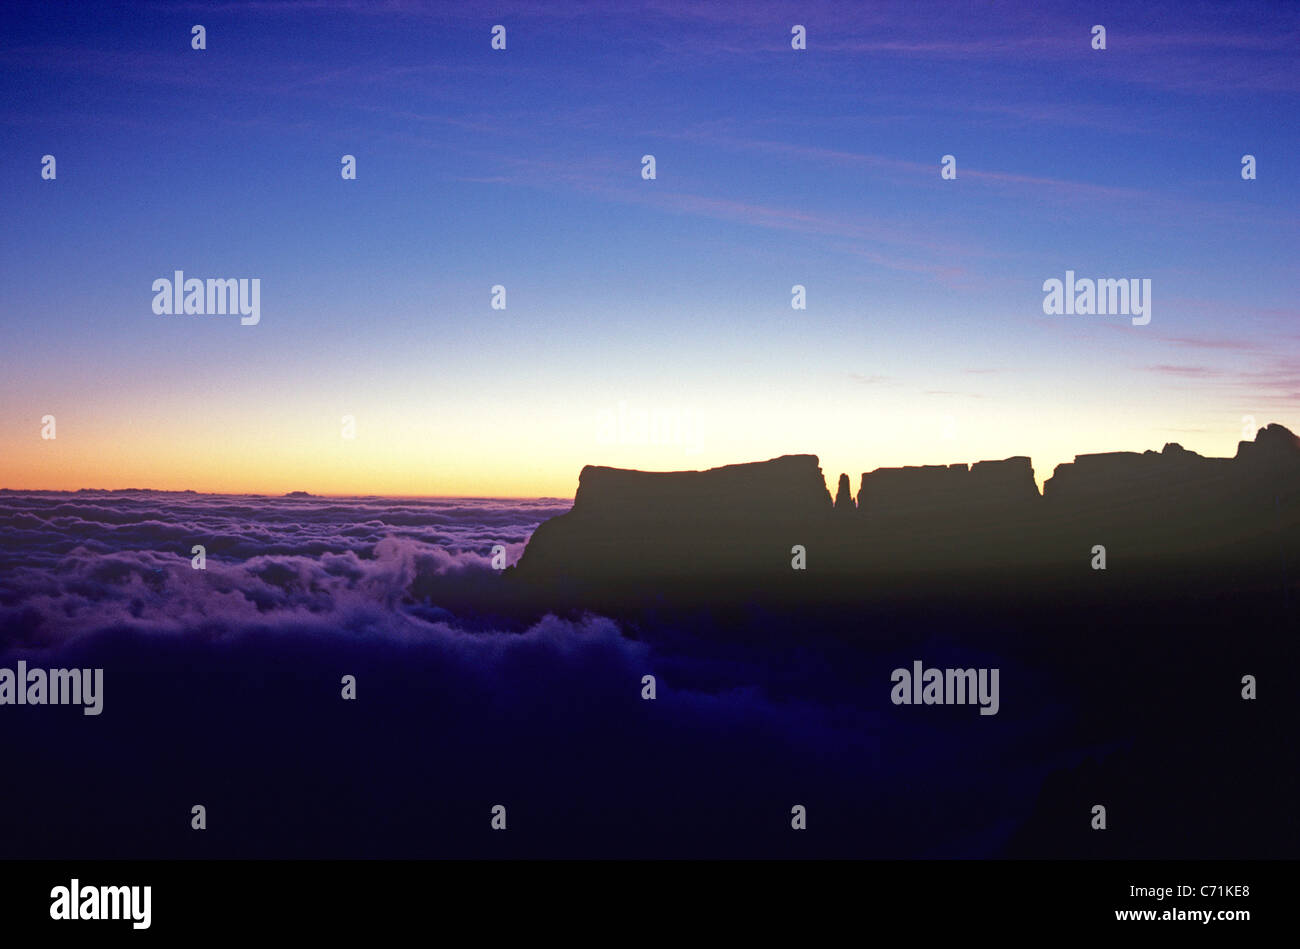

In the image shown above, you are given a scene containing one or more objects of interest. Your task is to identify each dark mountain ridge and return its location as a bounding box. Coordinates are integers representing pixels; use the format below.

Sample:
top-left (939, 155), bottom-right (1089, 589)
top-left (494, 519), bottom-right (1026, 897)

top-left (511, 424), bottom-right (1300, 607)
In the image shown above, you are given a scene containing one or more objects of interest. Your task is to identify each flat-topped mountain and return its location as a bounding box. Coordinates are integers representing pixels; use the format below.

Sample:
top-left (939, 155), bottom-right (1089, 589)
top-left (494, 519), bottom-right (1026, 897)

top-left (858, 456), bottom-right (1038, 515)
top-left (573, 454), bottom-right (832, 517)
top-left (519, 455), bottom-right (835, 593)
top-left (512, 425), bottom-right (1300, 603)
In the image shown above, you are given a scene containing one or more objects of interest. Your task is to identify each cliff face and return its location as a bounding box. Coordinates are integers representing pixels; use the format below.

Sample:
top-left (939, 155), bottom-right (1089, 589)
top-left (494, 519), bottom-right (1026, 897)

top-left (515, 455), bottom-right (834, 585)
top-left (1044, 425), bottom-right (1300, 504)
top-left (857, 456), bottom-right (1038, 515)
top-left (572, 454), bottom-right (832, 519)
top-left (512, 426), bottom-right (1300, 598)
top-left (1234, 422), bottom-right (1300, 479)
top-left (1043, 444), bottom-right (1230, 503)
top-left (1033, 424), bottom-right (1300, 563)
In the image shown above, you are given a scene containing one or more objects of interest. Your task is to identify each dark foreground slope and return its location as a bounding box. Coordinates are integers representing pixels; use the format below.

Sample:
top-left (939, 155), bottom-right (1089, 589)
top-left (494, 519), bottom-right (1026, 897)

top-left (505, 425), bottom-right (1299, 857)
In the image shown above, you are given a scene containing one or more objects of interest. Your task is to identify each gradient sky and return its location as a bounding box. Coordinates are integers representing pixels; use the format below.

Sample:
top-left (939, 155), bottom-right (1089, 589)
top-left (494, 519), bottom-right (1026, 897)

top-left (2, 0), bottom-right (1297, 497)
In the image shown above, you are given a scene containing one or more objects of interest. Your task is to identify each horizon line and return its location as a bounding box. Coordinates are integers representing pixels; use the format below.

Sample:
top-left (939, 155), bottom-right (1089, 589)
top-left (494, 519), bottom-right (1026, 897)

top-left (3, 423), bottom-right (1291, 501)
top-left (0, 487), bottom-right (567, 501)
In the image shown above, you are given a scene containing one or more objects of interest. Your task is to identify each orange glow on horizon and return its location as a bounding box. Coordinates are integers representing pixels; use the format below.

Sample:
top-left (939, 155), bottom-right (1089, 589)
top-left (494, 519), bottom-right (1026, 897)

top-left (3, 407), bottom-right (1291, 501)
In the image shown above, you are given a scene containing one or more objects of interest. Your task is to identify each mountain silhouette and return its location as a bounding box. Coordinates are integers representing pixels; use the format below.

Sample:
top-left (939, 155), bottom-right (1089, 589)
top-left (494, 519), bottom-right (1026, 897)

top-left (502, 425), bottom-right (1298, 858)
top-left (511, 424), bottom-right (1300, 608)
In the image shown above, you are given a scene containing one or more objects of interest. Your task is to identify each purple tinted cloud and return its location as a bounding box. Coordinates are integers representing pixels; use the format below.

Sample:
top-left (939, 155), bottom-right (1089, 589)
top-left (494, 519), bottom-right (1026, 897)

top-left (0, 492), bottom-right (574, 646)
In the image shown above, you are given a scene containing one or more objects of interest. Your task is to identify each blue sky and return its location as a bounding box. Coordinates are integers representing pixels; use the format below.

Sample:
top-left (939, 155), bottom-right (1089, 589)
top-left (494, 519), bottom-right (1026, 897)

top-left (2, 0), bottom-right (1297, 495)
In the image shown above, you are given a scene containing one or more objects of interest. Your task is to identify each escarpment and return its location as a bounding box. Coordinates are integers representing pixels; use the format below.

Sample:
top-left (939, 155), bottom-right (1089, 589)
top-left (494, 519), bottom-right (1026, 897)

top-left (511, 426), bottom-right (1300, 603)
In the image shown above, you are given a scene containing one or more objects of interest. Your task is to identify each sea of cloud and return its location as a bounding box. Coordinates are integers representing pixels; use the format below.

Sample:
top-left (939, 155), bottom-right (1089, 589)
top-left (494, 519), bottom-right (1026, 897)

top-left (0, 491), bottom-right (569, 646)
top-left (0, 490), bottom-right (1070, 858)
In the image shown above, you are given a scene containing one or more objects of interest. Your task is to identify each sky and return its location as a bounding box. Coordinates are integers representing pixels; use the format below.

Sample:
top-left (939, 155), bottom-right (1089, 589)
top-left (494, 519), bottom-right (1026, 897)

top-left (1, 0), bottom-right (1297, 497)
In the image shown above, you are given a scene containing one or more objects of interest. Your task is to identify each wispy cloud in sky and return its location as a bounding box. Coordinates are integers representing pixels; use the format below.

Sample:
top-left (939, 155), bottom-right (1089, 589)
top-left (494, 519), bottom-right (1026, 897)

top-left (1, 0), bottom-right (1296, 495)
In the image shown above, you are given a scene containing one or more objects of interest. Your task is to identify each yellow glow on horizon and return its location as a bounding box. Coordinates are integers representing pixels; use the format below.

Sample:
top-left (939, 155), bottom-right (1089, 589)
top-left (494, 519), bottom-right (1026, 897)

top-left (2, 398), bottom-right (1288, 500)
